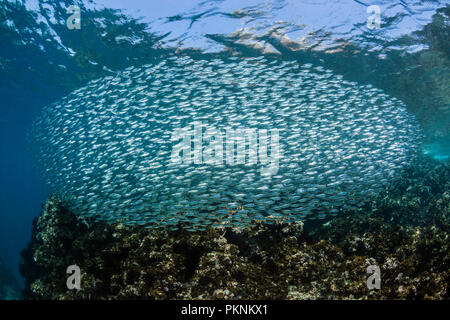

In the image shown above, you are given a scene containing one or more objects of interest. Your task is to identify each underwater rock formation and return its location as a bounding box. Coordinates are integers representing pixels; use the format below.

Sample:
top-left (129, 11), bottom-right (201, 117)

top-left (0, 259), bottom-right (21, 300)
top-left (31, 56), bottom-right (422, 228)
top-left (20, 155), bottom-right (449, 300)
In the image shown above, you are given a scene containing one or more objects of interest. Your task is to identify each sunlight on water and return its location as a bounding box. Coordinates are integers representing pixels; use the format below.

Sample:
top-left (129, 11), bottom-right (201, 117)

top-left (0, 0), bottom-right (448, 288)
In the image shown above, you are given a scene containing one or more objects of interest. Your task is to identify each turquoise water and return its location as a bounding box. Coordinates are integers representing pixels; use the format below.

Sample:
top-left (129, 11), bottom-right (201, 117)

top-left (0, 0), bottom-right (449, 289)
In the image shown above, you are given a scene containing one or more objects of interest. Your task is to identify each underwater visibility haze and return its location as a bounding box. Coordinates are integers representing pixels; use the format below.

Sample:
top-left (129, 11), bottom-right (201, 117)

top-left (0, 0), bottom-right (449, 300)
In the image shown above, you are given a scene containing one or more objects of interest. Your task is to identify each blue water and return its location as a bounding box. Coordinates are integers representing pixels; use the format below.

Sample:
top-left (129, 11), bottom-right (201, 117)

top-left (0, 0), bottom-right (449, 286)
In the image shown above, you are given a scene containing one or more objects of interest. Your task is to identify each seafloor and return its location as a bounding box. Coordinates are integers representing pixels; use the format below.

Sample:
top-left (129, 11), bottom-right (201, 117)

top-left (0, 259), bottom-right (21, 300)
top-left (20, 154), bottom-right (449, 300)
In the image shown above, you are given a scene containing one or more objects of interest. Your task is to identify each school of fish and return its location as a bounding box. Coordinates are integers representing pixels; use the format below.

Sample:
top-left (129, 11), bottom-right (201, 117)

top-left (30, 55), bottom-right (422, 229)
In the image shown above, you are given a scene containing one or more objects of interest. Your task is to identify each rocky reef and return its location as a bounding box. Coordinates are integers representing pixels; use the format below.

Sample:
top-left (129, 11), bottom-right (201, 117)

top-left (20, 155), bottom-right (449, 300)
top-left (0, 259), bottom-right (22, 300)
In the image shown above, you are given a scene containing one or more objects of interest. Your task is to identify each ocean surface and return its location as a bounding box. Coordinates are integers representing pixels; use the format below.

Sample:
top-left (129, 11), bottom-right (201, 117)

top-left (0, 0), bottom-right (449, 292)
